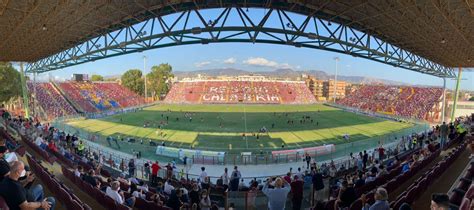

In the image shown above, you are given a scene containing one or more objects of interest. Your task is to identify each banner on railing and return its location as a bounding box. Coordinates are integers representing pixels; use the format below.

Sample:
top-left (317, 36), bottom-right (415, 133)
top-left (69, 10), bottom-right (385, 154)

top-left (271, 144), bottom-right (336, 158)
top-left (155, 146), bottom-right (225, 161)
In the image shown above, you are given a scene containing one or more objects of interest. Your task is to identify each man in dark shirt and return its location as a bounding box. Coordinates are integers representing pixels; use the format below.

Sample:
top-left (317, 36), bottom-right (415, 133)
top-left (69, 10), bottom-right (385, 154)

top-left (82, 169), bottom-right (100, 188)
top-left (0, 161), bottom-right (55, 210)
top-left (290, 175), bottom-right (304, 210)
top-left (312, 169), bottom-right (324, 202)
top-left (337, 180), bottom-right (357, 208)
top-left (0, 146), bottom-right (10, 182)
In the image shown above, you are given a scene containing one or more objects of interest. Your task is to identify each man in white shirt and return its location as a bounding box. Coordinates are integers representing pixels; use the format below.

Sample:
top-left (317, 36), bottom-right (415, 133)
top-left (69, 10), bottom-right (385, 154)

top-left (106, 181), bottom-right (135, 207)
top-left (164, 179), bottom-right (175, 195)
top-left (221, 168), bottom-right (229, 186)
top-left (199, 167), bottom-right (207, 183)
top-left (35, 135), bottom-right (43, 147)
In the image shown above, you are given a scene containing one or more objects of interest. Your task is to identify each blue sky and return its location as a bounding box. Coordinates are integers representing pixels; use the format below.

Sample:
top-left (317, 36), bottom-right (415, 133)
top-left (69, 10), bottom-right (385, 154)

top-left (31, 8), bottom-right (473, 91)
top-left (39, 43), bottom-right (474, 91)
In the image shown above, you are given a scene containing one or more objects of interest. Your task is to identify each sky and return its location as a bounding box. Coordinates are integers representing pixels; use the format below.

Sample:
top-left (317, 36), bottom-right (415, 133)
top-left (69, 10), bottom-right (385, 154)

top-left (34, 43), bottom-right (474, 91)
top-left (28, 8), bottom-right (473, 91)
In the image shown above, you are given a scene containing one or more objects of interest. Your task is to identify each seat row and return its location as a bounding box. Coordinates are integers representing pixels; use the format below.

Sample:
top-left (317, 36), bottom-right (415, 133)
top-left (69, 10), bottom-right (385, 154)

top-left (390, 144), bottom-right (465, 209)
top-left (27, 154), bottom-right (91, 210)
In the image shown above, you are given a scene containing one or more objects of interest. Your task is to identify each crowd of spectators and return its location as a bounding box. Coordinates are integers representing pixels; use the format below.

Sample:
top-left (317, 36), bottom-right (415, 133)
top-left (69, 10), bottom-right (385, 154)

top-left (164, 80), bottom-right (316, 104)
top-left (57, 81), bottom-right (145, 113)
top-left (1, 104), bottom-right (471, 210)
top-left (338, 85), bottom-right (443, 120)
top-left (27, 82), bottom-right (77, 120)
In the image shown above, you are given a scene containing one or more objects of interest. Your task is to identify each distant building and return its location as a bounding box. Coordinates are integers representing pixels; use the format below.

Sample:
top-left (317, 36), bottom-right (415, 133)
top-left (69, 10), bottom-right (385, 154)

top-left (323, 80), bottom-right (349, 101)
top-left (304, 75), bottom-right (325, 101)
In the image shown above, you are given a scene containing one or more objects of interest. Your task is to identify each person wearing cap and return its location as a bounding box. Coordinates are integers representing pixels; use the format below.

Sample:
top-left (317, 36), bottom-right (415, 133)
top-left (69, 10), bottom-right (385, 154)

top-left (430, 193), bottom-right (450, 210)
top-left (361, 187), bottom-right (390, 210)
top-left (0, 145), bottom-right (9, 182)
top-left (290, 175), bottom-right (304, 210)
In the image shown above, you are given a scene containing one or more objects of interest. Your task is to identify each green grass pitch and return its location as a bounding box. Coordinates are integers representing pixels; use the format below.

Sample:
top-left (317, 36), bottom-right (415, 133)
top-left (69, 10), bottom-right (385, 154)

top-left (65, 104), bottom-right (415, 154)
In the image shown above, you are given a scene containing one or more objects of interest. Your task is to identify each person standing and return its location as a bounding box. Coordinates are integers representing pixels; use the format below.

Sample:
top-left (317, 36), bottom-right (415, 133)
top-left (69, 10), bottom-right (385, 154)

top-left (305, 153), bottom-right (311, 169)
top-left (290, 175), bottom-right (304, 210)
top-left (151, 160), bottom-right (161, 185)
top-left (312, 168), bottom-right (324, 202)
top-left (128, 159), bottom-right (136, 178)
top-left (221, 168), bottom-right (230, 189)
top-left (230, 166), bottom-right (241, 191)
top-left (144, 161), bottom-right (150, 180)
top-left (262, 177), bottom-right (291, 210)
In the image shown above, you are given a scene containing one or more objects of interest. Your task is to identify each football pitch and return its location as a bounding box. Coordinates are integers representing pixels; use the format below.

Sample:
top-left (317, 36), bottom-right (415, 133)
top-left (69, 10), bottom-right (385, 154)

top-left (64, 104), bottom-right (418, 155)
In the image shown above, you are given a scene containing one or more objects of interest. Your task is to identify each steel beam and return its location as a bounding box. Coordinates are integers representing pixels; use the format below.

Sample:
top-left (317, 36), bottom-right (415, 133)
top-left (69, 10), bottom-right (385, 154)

top-left (25, 7), bottom-right (456, 78)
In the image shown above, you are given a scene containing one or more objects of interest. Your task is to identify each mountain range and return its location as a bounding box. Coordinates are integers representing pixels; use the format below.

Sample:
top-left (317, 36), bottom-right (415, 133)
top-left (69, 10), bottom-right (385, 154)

top-left (173, 68), bottom-right (411, 86)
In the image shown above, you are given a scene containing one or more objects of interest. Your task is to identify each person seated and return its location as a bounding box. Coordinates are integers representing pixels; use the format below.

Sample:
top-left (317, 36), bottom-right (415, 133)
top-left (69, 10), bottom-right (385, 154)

top-left (354, 173), bottom-right (365, 188)
top-left (361, 187), bottom-right (390, 210)
top-left (0, 161), bottom-right (56, 210)
top-left (377, 165), bottom-right (388, 177)
top-left (336, 180), bottom-right (357, 209)
top-left (73, 165), bottom-right (83, 177)
top-left (167, 188), bottom-right (185, 210)
top-left (365, 172), bottom-right (376, 183)
top-left (106, 181), bottom-right (135, 207)
top-left (82, 169), bottom-right (100, 189)
top-left (430, 193), bottom-right (450, 210)
top-left (129, 183), bottom-right (146, 199)
top-left (164, 179), bottom-right (175, 195)
top-left (47, 141), bottom-right (58, 153)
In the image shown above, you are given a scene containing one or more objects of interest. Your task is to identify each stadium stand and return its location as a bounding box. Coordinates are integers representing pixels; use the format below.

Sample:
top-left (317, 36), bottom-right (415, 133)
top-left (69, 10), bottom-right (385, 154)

top-left (338, 85), bottom-right (443, 120)
top-left (27, 82), bottom-right (77, 120)
top-left (54, 82), bottom-right (145, 113)
top-left (1, 105), bottom-right (471, 210)
top-left (164, 80), bottom-right (316, 104)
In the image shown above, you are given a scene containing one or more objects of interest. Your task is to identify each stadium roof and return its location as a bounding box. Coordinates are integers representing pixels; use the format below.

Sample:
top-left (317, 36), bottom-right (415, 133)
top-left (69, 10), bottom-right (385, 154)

top-left (0, 0), bottom-right (472, 70)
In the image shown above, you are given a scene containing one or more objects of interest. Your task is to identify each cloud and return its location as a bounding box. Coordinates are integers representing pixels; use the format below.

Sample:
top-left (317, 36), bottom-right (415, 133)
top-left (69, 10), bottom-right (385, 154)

top-left (243, 57), bottom-right (279, 68)
top-left (223, 57), bottom-right (236, 64)
top-left (194, 61), bottom-right (211, 68)
top-left (243, 57), bottom-right (297, 69)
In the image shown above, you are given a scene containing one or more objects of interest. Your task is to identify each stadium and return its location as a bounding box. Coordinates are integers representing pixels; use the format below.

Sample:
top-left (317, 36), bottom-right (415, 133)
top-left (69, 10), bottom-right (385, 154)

top-left (0, 1), bottom-right (473, 210)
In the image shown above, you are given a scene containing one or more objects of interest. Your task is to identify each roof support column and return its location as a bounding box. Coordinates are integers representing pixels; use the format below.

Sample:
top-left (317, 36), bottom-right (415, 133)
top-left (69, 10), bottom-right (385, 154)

top-left (20, 62), bottom-right (30, 118)
top-left (450, 67), bottom-right (462, 122)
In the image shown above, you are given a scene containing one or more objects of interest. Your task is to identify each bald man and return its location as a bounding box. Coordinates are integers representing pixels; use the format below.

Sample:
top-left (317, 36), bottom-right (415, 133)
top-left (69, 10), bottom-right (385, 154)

top-left (0, 161), bottom-right (56, 210)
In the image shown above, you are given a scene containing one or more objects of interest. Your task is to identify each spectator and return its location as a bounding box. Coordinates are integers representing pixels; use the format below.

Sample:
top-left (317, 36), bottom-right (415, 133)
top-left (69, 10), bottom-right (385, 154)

top-left (82, 169), bottom-right (100, 189)
top-left (151, 160), bottom-right (161, 185)
top-left (106, 181), bottom-right (135, 207)
top-left (199, 167), bottom-right (207, 183)
top-left (361, 187), bottom-right (389, 210)
top-left (262, 177), bottom-right (291, 210)
top-left (200, 189), bottom-right (211, 210)
top-left (290, 175), bottom-right (304, 210)
top-left (0, 161), bottom-right (55, 210)
top-left (336, 180), bottom-right (357, 209)
top-left (430, 193), bottom-right (450, 210)
top-left (167, 188), bottom-right (185, 210)
top-left (189, 183), bottom-right (200, 207)
top-left (221, 167), bottom-right (229, 188)
top-left (0, 145), bottom-right (10, 182)
top-left (230, 166), bottom-right (241, 191)
top-left (164, 179), bottom-right (175, 195)
top-left (312, 168), bottom-right (325, 202)
top-left (128, 159), bottom-right (135, 177)
top-left (144, 160), bottom-right (150, 180)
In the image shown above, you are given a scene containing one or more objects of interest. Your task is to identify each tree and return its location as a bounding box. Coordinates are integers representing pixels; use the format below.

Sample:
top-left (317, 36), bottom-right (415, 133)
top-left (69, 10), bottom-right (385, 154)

top-left (0, 62), bottom-right (22, 103)
top-left (469, 96), bottom-right (474, 101)
top-left (121, 69), bottom-right (144, 95)
top-left (90, 74), bottom-right (104, 81)
top-left (147, 63), bottom-right (174, 99)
